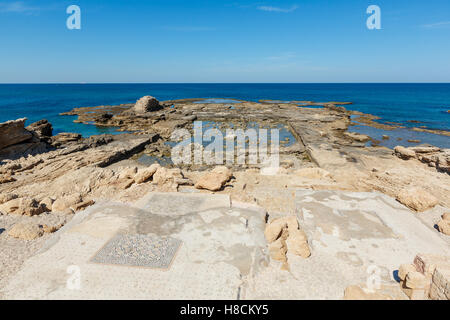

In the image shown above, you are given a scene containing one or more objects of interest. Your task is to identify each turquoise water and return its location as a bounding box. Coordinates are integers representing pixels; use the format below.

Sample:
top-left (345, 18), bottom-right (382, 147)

top-left (0, 84), bottom-right (449, 144)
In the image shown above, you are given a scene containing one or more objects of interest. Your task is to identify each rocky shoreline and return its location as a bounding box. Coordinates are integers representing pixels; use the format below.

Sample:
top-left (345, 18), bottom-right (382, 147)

top-left (0, 95), bottom-right (449, 300)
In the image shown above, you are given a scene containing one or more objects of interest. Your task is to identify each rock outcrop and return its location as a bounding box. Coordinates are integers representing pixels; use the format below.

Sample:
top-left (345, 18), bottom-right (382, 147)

top-left (0, 197), bottom-right (47, 216)
top-left (396, 254), bottom-right (450, 300)
top-left (264, 216), bottom-right (311, 266)
top-left (394, 145), bottom-right (450, 173)
top-left (0, 118), bottom-right (32, 150)
top-left (395, 187), bottom-right (439, 212)
top-left (194, 166), bottom-right (233, 191)
top-left (26, 119), bottom-right (53, 142)
top-left (437, 213), bottom-right (450, 236)
top-left (7, 223), bottom-right (44, 240)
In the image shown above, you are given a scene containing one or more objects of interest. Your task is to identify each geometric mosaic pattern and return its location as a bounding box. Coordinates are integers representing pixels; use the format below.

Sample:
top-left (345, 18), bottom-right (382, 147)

top-left (90, 234), bottom-right (182, 269)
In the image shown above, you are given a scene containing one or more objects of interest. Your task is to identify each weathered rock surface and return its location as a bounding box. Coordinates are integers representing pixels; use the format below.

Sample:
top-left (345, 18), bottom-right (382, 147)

top-left (26, 119), bottom-right (53, 141)
top-left (0, 198), bottom-right (47, 216)
top-left (52, 194), bottom-right (83, 213)
top-left (0, 118), bottom-right (32, 150)
top-left (437, 214), bottom-right (450, 235)
top-left (194, 166), bottom-right (233, 191)
top-left (396, 187), bottom-right (439, 212)
top-left (264, 216), bottom-right (310, 264)
top-left (135, 163), bottom-right (160, 184)
top-left (394, 146), bottom-right (416, 160)
top-left (8, 223), bottom-right (43, 240)
top-left (397, 253), bottom-right (450, 300)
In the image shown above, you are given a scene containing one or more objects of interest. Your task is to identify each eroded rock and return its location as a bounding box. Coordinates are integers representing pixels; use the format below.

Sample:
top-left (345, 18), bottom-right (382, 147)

top-left (134, 163), bottom-right (161, 184)
top-left (396, 187), bottom-right (439, 212)
top-left (8, 223), bottom-right (43, 240)
top-left (194, 166), bottom-right (233, 191)
top-left (0, 118), bottom-right (32, 150)
top-left (394, 146), bottom-right (416, 160)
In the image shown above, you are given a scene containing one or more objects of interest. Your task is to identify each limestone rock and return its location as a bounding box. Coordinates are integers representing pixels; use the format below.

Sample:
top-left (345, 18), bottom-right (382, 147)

top-left (344, 132), bottom-right (370, 142)
top-left (437, 219), bottom-right (450, 236)
top-left (134, 163), bottom-right (161, 184)
top-left (52, 193), bottom-right (83, 212)
top-left (118, 166), bottom-right (138, 180)
top-left (26, 119), bottom-right (53, 140)
top-left (194, 166), bottom-right (233, 191)
top-left (133, 96), bottom-right (161, 113)
top-left (42, 223), bottom-right (64, 233)
top-left (264, 218), bottom-right (288, 243)
top-left (0, 197), bottom-right (47, 216)
top-left (405, 271), bottom-right (428, 289)
top-left (0, 173), bottom-right (16, 184)
top-left (8, 223), bottom-right (43, 240)
top-left (413, 253), bottom-right (450, 277)
top-left (286, 229), bottom-right (311, 258)
top-left (295, 167), bottom-right (332, 179)
top-left (72, 199), bottom-right (95, 212)
top-left (394, 146), bottom-right (416, 160)
top-left (395, 187), bottom-right (439, 212)
top-left (409, 146), bottom-right (440, 154)
top-left (429, 266), bottom-right (450, 300)
top-left (0, 193), bottom-right (18, 205)
top-left (398, 264), bottom-right (417, 281)
top-left (268, 238), bottom-right (287, 262)
top-left (265, 216), bottom-right (311, 261)
top-left (442, 212), bottom-right (450, 221)
top-left (0, 118), bottom-right (32, 150)
top-left (40, 197), bottom-right (54, 211)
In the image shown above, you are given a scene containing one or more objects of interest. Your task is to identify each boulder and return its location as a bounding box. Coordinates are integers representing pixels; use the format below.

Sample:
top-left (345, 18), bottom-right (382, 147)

top-left (344, 132), bottom-right (370, 142)
top-left (118, 166), bottom-right (138, 180)
top-left (0, 118), bottom-right (32, 150)
top-left (429, 267), bottom-right (450, 300)
top-left (395, 187), bottom-right (439, 212)
top-left (134, 163), bottom-right (160, 184)
top-left (442, 212), bottom-right (450, 221)
top-left (268, 238), bottom-right (287, 262)
top-left (0, 197), bottom-right (47, 216)
top-left (437, 219), bottom-right (450, 236)
top-left (286, 229), bottom-right (311, 258)
top-left (26, 119), bottom-right (53, 140)
top-left (133, 96), bottom-right (161, 113)
top-left (52, 193), bottom-right (83, 212)
top-left (8, 223), bottom-right (43, 240)
top-left (194, 166), bottom-right (233, 191)
top-left (398, 264), bottom-right (417, 281)
top-left (394, 146), bottom-right (416, 160)
top-left (409, 146), bottom-right (440, 154)
top-left (40, 197), bottom-right (54, 211)
top-left (264, 218), bottom-right (288, 243)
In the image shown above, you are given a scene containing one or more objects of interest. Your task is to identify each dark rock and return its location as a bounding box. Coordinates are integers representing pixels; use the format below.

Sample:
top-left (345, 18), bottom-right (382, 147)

top-left (0, 118), bottom-right (32, 150)
top-left (26, 119), bottom-right (53, 140)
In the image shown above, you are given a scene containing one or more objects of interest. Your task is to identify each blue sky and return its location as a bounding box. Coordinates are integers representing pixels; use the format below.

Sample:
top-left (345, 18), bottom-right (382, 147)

top-left (0, 0), bottom-right (449, 83)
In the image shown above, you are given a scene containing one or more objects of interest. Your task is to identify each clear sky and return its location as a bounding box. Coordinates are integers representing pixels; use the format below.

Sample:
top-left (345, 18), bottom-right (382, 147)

top-left (0, 0), bottom-right (449, 83)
